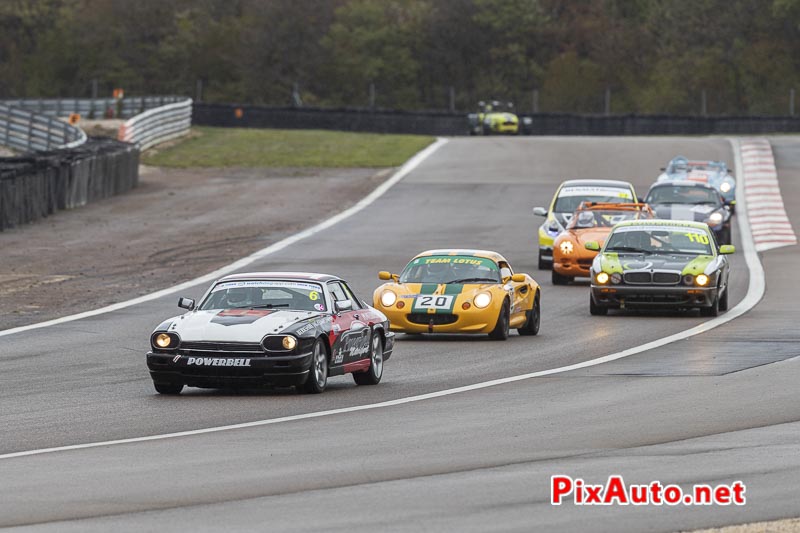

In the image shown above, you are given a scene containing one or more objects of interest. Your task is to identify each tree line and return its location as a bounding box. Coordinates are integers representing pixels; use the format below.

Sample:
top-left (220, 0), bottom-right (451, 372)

top-left (2, 0), bottom-right (800, 115)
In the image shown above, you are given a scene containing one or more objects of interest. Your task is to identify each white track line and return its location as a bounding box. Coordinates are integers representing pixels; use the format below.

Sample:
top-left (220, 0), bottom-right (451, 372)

top-left (0, 138), bottom-right (449, 339)
top-left (0, 138), bottom-right (767, 461)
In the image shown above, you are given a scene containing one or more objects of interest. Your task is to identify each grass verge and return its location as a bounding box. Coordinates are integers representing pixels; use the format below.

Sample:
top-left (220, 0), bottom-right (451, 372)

top-left (143, 127), bottom-right (435, 168)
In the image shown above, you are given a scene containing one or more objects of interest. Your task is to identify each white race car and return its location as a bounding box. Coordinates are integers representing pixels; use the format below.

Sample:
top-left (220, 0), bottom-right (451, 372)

top-left (146, 272), bottom-right (394, 394)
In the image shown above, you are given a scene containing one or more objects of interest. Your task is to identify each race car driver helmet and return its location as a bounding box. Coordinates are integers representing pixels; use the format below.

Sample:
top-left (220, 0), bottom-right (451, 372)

top-left (575, 211), bottom-right (596, 228)
top-left (623, 231), bottom-right (651, 251)
top-left (424, 261), bottom-right (450, 282)
top-left (225, 287), bottom-right (252, 308)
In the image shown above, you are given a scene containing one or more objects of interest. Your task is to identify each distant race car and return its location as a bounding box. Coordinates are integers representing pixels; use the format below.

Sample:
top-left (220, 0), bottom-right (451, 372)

top-left (587, 220), bottom-right (735, 316)
top-left (657, 156), bottom-right (736, 208)
top-left (146, 272), bottom-right (394, 394)
top-left (468, 100), bottom-right (531, 135)
top-left (551, 202), bottom-right (655, 285)
top-left (644, 181), bottom-right (733, 244)
top-left (373, 249), bottom-right (540, 340)
top-left (533, 179), bottom-right (638, 269)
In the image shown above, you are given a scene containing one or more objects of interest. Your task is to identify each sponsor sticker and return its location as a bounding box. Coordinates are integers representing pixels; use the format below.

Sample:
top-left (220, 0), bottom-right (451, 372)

top-left (560, 186), bottom-right (633, 199)
top-left (186, 357), bottom-right (252, 367)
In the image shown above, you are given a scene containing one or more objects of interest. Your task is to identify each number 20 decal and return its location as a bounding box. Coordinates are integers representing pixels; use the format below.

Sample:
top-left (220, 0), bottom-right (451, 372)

top-left (414, 295), bottom-right (454, 310)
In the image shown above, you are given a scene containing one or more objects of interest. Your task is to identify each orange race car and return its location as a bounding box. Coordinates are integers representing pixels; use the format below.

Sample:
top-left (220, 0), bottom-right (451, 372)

top-left (551, 202), bottom-right (655, 285)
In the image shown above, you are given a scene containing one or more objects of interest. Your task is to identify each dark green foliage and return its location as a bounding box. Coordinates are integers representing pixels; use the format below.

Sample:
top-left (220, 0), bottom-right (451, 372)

top-left (2, 0), bottom-right (799, 114)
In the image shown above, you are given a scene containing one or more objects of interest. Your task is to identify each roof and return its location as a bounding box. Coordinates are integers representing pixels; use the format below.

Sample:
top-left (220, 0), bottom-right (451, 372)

top-left (613, 220), bottom-right (710, 230)
top-left (648, 180), bottom-right (716, 190)
top-left (560, 179), bottom-right (634, 189)
top-left (413, 249), bottom-right (507, 262)
top-left (217, 272), bottom-right (341, 283)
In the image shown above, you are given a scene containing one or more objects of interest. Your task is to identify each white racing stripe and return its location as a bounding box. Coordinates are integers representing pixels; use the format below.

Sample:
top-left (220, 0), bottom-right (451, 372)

top-left (0, 138), bottom-right (449, 339)
top-left (0, 138), bottom-right (767, 461)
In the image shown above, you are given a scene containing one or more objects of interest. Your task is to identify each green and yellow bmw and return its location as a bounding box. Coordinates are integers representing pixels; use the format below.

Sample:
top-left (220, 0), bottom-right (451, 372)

top-left (587, 220), bottom-right (734, 316)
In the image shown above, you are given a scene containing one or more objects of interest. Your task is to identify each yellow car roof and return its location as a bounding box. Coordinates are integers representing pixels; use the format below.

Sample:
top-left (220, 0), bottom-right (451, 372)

top-left (412, 249), bottom-right (507, 263)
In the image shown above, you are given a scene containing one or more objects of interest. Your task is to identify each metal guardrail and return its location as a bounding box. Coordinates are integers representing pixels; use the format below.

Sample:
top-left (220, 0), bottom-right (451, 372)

top-left (118, 98), bottom-right (192, 150)
top-left (1, 96), bottom-right (187, 120)
top-left (0, 103), bottom-right (87, 152)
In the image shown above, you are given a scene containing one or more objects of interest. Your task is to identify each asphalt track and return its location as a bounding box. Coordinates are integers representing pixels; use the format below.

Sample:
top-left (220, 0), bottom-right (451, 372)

top-left (1, 136), bottom-right (798, 532)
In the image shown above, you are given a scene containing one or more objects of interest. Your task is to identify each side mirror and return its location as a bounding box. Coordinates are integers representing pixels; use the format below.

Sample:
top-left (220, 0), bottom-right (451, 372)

top-left (729, 200), bottom-right (737, 206)
top-left (378, 271), bottom-right (394, 281)
top-left (510, 273), bottom-right (526, 283)
top-left (335, 299), bottom-right (353, 313)
top-left (584, 241), bottom-right (600, 251)
top-left (719, 245), bottom-right (736, 255)
top-left (178, 297), bottom-right (195, 310)
top-left (532, 207), bottom-right (547, 216)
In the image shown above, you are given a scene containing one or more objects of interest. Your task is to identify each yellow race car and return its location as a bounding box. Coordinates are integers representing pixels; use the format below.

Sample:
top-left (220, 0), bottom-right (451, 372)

top-left (373, 249), bottom-right (541, 340)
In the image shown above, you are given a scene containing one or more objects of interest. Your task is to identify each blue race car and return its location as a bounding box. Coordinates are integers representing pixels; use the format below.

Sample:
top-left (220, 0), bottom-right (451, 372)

top-left (657, 157), bottom-right (736, 210)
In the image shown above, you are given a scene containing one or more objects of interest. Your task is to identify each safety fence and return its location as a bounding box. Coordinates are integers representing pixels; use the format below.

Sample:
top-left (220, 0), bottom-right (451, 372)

top-left (0, 138), bottom-right (139, 231)
top-left (0, 104), bottom-right (87, 152)
top-left (0, 96), bottom-right (187, 120)
top-left (118, 98), bottom-right (193, 150)
top-left (193, 103), bottom-right (800, 136)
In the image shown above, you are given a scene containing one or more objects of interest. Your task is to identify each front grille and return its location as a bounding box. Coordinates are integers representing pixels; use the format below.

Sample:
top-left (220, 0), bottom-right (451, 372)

top-left (178, 341), bottom-right (264, 357)
top-left (624, 294), bottom-right (692, 305)
top-left (578, 259), bottom-right (593, 267)
top-left (652, 272), bottom-right (681, 284)
top-left (407, 313), bottom-right (458, 325)
top-left (624, 272), bottom-right (651, 284)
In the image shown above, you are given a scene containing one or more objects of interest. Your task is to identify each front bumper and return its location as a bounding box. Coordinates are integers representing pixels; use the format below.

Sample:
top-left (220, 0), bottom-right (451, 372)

top-left (553, 256), bottom-right (592, 277)
top-left (147, 349), bottom-right (313, 388)
top-left (590, 285), bottom-right (719, 309)
top-left (383, 308), bottom-right (498, 334)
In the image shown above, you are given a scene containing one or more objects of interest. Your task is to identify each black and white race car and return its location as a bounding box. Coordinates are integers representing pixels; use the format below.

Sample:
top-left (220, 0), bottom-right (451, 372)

top-left (146, 272), bottom-right (394, 395)
top-left (643, 181), bottom-right (733, 245)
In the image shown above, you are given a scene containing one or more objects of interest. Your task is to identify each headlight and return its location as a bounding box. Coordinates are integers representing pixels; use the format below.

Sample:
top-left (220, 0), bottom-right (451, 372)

top-left (695, 274), bottom-right (709, 286)
top-left (474, 292), bottom-right (492, 308)
top-left (380, 290), bottom-right (397, 307)
top-left (611, 273), bottom-right (622, 285)
top-left (155, 333), bottom-right (173, 348)
top-left (683, 274), bottom-right (694, 286)
top-left (559, 241), bottom-right (574, 255)
top-left (596, 272), bottom-right (609, 285)
top-left (282, 336), bottom-right (297, 350)
top-left (720, 181), bottom-right (732, 193)
top-left (547, 221), bottom-right (560, 234)
top-left (708, 212), bottom-right (724, 226)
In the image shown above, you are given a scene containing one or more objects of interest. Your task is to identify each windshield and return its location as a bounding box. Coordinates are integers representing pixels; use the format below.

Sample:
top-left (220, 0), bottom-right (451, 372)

top-left (554, 186), bottom-right (634, 213)
top-left (646, 186), bottom-right (721, 206)
top-left (399, 255), bottom-right (501, 284)
top-left (567, 208), bottom-right (652, 229)
top-left (199, 280), bottom-right (327, 312)
top-left (605, 226), bottom-right (714, 255)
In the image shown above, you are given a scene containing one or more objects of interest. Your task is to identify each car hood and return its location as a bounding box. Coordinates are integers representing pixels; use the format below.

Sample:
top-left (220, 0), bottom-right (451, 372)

top-left (567, 227), bottom-right (611, 247)
top-left (650, 203), bottom-right (718, 222)
top-left (168, 309), bottom-right (324, 342)
top-left (597, 252), bottom-right (717, 275)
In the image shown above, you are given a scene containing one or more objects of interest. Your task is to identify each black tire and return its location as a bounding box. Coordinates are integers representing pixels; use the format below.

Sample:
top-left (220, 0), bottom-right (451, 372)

top-left (551, 269), bottom-right (572, 285)
top-left (154, 382), bottom-right (183, 395)
top-left (482, 124), bottom-right (491, 135)
top-left (700, 295), bottom-right (720, 317)
top-left (353, 332), bottom-right (383, 386)
top-left (303, 338), bottom-right (329, 393)
top-left (517, 293), bottom-right (540, 336)
top-left (719, 285), bottom-right (729, 312)
top-left (589, 294), bottom-right (608, 316)
top-left (538, 251), bottom-right (551, 270)
top-left (489, 300), bottom-right (510, 340)
top-left (718, 226), bottom-right (732, 245)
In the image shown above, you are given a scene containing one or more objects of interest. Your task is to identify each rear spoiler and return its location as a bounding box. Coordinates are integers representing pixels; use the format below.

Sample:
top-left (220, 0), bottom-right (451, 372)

top-left (578, 201), bottom-right (652, 211)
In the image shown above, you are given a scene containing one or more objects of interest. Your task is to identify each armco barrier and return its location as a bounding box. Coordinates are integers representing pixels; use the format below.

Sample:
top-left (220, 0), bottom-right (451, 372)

top-left (193, 103), bottom-right (800, 136)
top-left (0, 138), bottom-right (139, 231)
top-left (0, 103), bottom-right (87, 152)
top-left (1, 96), bottom-right (187, 120)
top-left (118, 98), bottom-right (192, 150)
